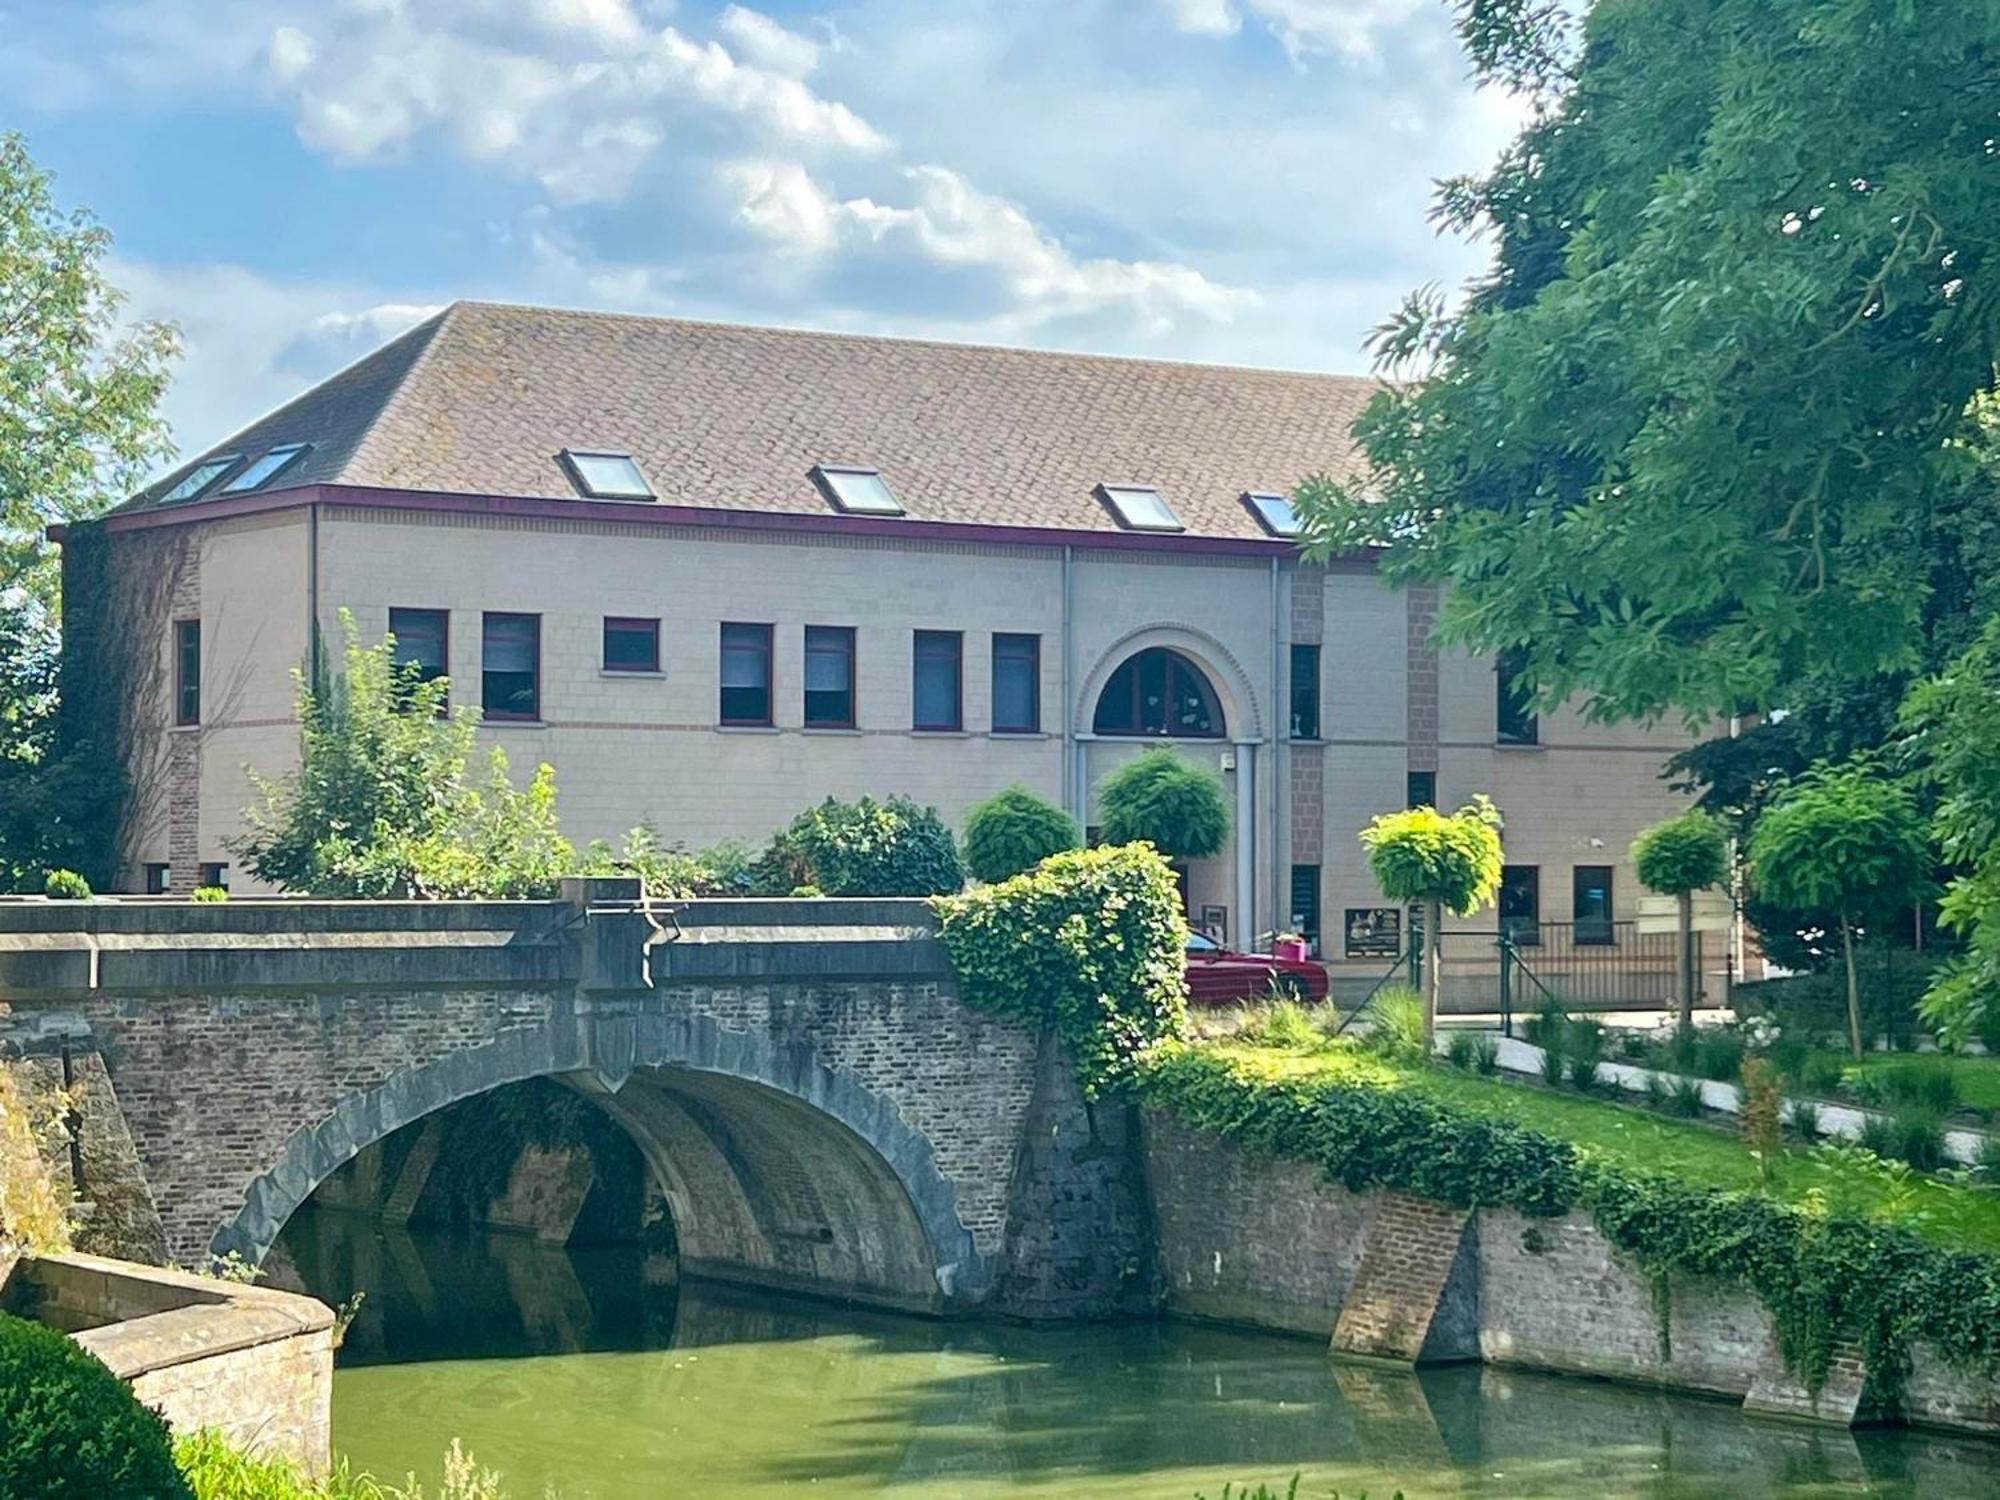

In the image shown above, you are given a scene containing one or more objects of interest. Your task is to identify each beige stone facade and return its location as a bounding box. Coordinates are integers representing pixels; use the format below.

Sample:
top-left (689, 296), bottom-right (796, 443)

top-left (100, 497), bottom-right (1694, 983)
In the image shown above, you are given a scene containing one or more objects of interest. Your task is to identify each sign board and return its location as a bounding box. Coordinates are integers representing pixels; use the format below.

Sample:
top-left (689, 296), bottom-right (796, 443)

top-left (1197, 904), bottom-right (1228, 946)
top-left (1344, 907), bottom-right (1403, 960)
top-left (1634, 890), bottom-right (1733, 936)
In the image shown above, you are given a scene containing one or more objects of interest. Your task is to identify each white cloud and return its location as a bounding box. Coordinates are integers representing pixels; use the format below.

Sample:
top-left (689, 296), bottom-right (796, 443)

top-left (717, 5), bottom-right (820, 78)
top-left (1162, 0), bottom-right (1428, 61)
top-left (722, 160), bottom-right (1259, 336)
top-left (260, 0), bottom-right (886, 204)
top-left (1160, 0), bottom-right (1241, 37)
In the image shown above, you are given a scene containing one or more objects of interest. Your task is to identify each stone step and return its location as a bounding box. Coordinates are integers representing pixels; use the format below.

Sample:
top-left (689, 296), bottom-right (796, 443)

top-left (1331, 1191), bottom-right (1475, 1364)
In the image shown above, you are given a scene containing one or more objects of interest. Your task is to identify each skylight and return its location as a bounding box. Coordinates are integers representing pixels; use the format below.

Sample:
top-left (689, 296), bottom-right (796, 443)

top-left (221, 443), bottom-right (312, 495)
top-left (159, 454), bottom-right (241, 504)
top-left (1243, 491), bottom-right (1300, 537)
top-left (1097, 484), bottom-right (1184, 533)
top-left (559, 449), bottom-right (654, 500)
top-left (811, 464), bottom-right (903, 516)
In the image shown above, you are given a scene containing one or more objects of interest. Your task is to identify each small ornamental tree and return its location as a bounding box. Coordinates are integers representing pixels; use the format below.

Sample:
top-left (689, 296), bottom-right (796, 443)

top-left (1631, 809), bottom-right (1730, 1035)
top-left (1747, 764), bottom-right (1928, 1057)
top-left (1358, 796), bottom-right (1505, 1045)
top-left (759, 795), bottom-right (964, 896)
top-left (962, 785), bottom-right (1081, 885)
top-left (1095, 749), bottom-right (1230, 862)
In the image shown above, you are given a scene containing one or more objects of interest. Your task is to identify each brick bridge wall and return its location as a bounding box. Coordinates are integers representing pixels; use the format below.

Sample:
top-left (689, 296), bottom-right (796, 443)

top-left (0, 888), bottom-right (1148, 1318)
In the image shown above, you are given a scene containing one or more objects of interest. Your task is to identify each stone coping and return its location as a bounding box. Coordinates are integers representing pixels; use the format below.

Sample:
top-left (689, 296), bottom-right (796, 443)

top-left (2, 1252), bottom-right (332, 1381)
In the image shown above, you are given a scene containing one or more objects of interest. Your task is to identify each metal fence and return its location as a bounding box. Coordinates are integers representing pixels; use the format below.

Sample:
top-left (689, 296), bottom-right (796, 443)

top-left (1433, 921), bottom-right (1714, 1018)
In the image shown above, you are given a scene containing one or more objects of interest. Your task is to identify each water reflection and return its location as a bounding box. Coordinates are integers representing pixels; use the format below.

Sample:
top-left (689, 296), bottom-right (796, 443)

top-left (277, 1210), bottom-right (2000, 1500)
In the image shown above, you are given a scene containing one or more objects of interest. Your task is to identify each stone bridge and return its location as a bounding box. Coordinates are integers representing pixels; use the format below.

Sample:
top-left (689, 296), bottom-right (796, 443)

top-left (0, 883), bottom-right (1146, 1319)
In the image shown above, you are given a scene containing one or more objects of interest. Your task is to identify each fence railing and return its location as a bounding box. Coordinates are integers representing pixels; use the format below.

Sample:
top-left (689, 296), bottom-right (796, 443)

top-left (1432, 921), bottom-right (1714, 1018)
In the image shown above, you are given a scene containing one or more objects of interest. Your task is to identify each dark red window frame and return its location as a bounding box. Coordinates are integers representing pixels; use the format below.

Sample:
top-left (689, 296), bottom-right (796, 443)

top-left (603, 616), bottom-right (661, 674)
top-left (913, 629), bottom-right (963, 731)
top-left (1092, 646), bottom-right (1224, 738)
top-left (720, 622), bottom-right (775, 727)
top-left (481, 612), bottom-right (541, 721)
top-left (992, 632), bottom-right (1040, 734)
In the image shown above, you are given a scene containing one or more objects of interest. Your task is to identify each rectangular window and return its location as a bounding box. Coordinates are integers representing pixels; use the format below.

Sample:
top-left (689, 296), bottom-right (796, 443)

top-left (143, 863), bottom-right (170, 895)
top-left (603, 617), bottom-right (660, 674)
top-left (199, 862), bottom-right (229, 891)
top-left (1497, 646), bottom-right (1539, 745)
top-left (1500, 864), bottom-right (1541, 946)
top-left (720, 623), bottom-right (774, 726)
top-left (388, 607), bottom-right (448, 706)
top-left (913, 630), bottom-right (963, 730)
top-left (1407, 771), bottom-right (1437, 809)
top-left (1290, 643), bottom-right (1321, 739)
top-left (174, 619), bottom-right (201, 725)
top-left (992, 633), bottom-right (1041, 734)
top-left (1289, 865), bottom-right (1322, 955)
top-left (804, 626), bottom-right (856, 727)
top-left (1573, 865), bottom-right (1615, 945)
top-left (481, 612), bottom-right (540, 720)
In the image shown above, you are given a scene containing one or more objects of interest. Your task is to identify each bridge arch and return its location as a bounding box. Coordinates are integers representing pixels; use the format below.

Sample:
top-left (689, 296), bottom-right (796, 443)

top-left (216, 1011), bottom-right (986, 1310)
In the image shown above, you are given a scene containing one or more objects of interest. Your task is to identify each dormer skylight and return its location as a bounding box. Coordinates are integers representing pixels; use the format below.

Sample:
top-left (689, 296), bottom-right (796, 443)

top-left (811, 464), bottom-right (903, 516)
top-left (221, 443), bottom-right (312, 495)
top-left (159, 454), bottom-right (242, 504)
top-left (1242, 491), bottom-right (1300, 537)
top-left (1097, 484), bottom-right (1183, 533)
top-left (559, 449), bottom-right (654, 500)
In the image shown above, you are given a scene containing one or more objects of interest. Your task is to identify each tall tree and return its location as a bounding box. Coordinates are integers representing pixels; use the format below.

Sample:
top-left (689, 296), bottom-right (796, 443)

top-left (1359, 797), bottom-right (1505, 1045)
top-left (0, 132), bottom-right (178, 886)
top-left (1299, 1), bottom-right (2000, 726)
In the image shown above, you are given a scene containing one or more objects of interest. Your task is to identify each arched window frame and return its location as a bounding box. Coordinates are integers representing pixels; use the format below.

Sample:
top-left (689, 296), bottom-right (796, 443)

top-left (1092, 647), bottom-right (1226, 739)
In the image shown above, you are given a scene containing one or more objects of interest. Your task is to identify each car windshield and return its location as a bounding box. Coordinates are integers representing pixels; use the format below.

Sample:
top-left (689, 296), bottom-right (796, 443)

top-left (1185, 933), bottom-right (1221, 953)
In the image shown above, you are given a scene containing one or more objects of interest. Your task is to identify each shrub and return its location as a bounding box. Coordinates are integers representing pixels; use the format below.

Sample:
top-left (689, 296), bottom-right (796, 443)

top-left (1565, 1052), bottom-right (1602, 1092)
top-left (1800, 1055), bottom-right (1847, 1098)
top-left (1642, 1070), bottom-right (1670, 1110)
top-left (580, 825), bottom-right (750, 899)
top-left (0, 1310), bottom-right (191, 1500)
top-left (934, 843), bottom-right (1185, 1092)
top-left (1523, 998), bottom-right (1568, 1054)
top-left (961, 786), bottom-right (1081, 885)
top-left (42, 869), bottom-right (90, 899)
top-left (1889, 1109), bottom-right (1948, 1172)
top-left (190, 885), bottom-right (228, 903)
top-left (1471, 1034), bottom-right (1501, 1075)
top-left (1979, 1134), bottom-right (2000, 1183)
top-left (1858, 1113), bottom-right (1896, 1158)
top-left (1668, 1075), bottom-right (1707, 1118)
top-left (1237, 999), bottom-right (1323, 1051)
top-left (1445, 1029), bottom-right (1478, 1070)
top-left (1875, 1059), bottom-right (1961, 1115)
top-left (1365, 986), bottom-right (1430, 1064)
top-left (1788, 1100), bottom-right (1823, 1144)
top-left (1538, 1042), bottom-right (1567, 1086)
top-left (1095, 749), bottom-right (1230, 861)
top-left (1693, 1028), bottom-right (1745, 1083)
top-left (770, 795), bottom-right (963, 897)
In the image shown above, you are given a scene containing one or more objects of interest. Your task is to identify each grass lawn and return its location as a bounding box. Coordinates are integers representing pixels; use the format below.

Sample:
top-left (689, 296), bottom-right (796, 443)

top-left (1206, 1039), bottom-right (2000, 1256)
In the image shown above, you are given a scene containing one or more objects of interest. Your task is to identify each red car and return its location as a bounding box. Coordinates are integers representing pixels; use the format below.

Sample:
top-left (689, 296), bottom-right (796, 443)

top-left (1183, 932), bottom-right (1329, 1005)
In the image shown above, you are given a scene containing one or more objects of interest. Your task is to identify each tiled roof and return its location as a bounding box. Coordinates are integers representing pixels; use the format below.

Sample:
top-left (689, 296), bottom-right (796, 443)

top-left (128, 301), bottom-right (1379, 539)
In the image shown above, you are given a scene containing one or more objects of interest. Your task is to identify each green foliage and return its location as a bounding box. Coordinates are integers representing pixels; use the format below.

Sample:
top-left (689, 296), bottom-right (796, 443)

top-left (174, 1432), bottom-right (522, 1500)
top-left (1298, 2), bottom-right (2000, 726)
top-left (934, 843), bottom-right (1187, 1093)
top-left (1888, 1110), bottom-right (1949, 1174)
top-left (1444, 1029), bottom-right (1480, 1071)
top-left (961, 785), bottom-right (1082, 885)
top-left (190, 885), bottom-right (228, 902)
top-left (1234, 999), bottom-right (1325, 1051)
top-left (1094, 749), bottom-right (1230, 861)
top-left (41, 868), bottom-right (89, 899)
top-left (1749, 765), bottom-right (1929, 925)
top-left (233, 614), bottom-right (574, 898)
top-left (1357, 797), bottom-right (1503, 915)
top-left (759, 795), bottom-right (962, 897)
top-left (1630, 811), bottom-right (1728, 898)
top-left (580, 827), bottom-right (753, 899)
top-left (1141, 1044), bottom-right (2000, 1398)
top-left (1789, 1100), bottom-right (1822, 1145)
top-left (1668, 1076), bottom-right (1707, 1119)
top-left (1364, 987), bottom-right (1429, 1064)
top-left (0, 1309), bottom-right (191, 1500)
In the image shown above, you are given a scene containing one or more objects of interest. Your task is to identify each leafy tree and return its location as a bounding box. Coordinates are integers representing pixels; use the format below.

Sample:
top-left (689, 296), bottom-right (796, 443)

top-left (1747, 764), bottom-right (1928, 1056)
top-left (1095, 749), bottom-right (1230, 862)
top-left (756, 795), bottom-right (963, 897)
top-left (1358, 796), bottom-right (1505, 1044)
top-left (233, 612), bottom-right (573, 897)
top-left (1630, 809), bottom-right (1729, 1033)
top-left (0, 133), bottom-right (178, 887)
top-left (961, 785), bottom-right (1082, 885)
top-left (1298, 1), bottom-right (2000, 726)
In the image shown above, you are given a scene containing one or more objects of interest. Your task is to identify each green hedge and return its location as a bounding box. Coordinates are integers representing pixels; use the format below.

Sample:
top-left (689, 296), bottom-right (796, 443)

top-left (760, 795), bottom-right (963, 896)
top-left (934, 842), bottom-right (1187, 1093)
top-left (0, 1310), bottom-right (192, 1500)
top-left (1135, 1046), bottom-right (2000, 1397)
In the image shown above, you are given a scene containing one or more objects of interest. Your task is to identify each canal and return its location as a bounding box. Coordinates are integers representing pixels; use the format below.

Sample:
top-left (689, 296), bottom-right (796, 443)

top-left (278, 1209), bottom-right (2000, 1499)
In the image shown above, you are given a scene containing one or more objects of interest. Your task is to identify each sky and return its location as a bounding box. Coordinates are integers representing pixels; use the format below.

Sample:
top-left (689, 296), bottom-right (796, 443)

top-left (7, 0), bottom-right (1529, 459)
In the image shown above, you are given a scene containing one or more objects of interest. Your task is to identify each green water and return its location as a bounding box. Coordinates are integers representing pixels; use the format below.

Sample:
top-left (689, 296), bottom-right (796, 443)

top-left (280, 1211), bottom-right (2000, 1500)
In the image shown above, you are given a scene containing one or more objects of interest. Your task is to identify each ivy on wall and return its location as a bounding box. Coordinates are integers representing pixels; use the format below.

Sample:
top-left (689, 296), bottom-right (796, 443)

top-left (1137, 1046), bottom-right (2000, 1399)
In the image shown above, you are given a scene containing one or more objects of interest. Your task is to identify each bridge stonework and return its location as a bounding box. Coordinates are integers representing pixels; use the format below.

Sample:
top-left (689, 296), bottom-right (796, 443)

top-left (0, 889), bottom-right (1135, 1317)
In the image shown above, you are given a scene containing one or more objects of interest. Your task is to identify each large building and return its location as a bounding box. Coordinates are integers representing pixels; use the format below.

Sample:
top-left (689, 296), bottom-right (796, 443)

top-left (65, 300), bottom-right (1694, 984)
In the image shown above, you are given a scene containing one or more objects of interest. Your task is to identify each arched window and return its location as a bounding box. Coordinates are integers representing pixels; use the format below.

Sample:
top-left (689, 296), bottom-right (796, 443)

top-left (1093, 648), bottom-right (1225, 738)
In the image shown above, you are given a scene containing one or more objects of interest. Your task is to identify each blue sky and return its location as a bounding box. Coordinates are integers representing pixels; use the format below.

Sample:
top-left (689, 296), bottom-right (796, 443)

top-left (8, 0), bottom-right (1527, 457)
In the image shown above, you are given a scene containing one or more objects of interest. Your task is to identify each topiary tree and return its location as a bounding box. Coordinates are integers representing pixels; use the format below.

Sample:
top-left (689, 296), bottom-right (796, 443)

top-left (0, 1310), bottom-right (193, 1500)
top-left (1094, 749), bottom-right (1230, 863)
top-left (1358, 796), bottom-right (1505, 1046)
top-left (1631, 809), bottom-right (1730, 1035)
top-left (961, 785), bottom-right (1082, 885)
top-left (760, 795), bottom-right (963, 897)
top-left (1748, 763), bottom-right (1928, 1057)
